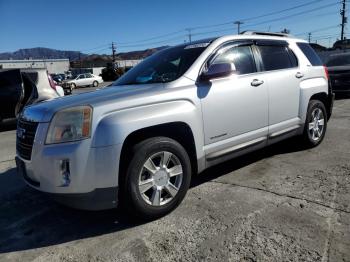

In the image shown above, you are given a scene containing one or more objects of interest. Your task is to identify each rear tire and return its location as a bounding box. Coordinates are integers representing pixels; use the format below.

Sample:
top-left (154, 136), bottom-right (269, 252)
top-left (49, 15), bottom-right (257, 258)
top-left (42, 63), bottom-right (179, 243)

top-left (302, 100), bottom-right (327, 147)
top-left (93, 81), bottom-right (98, 87)
top-left (121, 137), bottom-right (191, 220)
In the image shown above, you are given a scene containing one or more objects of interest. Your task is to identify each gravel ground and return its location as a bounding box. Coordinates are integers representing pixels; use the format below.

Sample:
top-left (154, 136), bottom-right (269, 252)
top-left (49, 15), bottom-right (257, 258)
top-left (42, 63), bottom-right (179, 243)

top-left (0, 96), bottom-right (349, 262)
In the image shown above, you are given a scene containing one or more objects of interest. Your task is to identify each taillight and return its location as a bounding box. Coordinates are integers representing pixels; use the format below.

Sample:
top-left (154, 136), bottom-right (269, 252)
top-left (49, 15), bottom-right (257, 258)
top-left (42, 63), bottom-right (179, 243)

top-left (323, 65), bottom-right (329, 80)
top-left (47, 71), bottom-right (57, 91)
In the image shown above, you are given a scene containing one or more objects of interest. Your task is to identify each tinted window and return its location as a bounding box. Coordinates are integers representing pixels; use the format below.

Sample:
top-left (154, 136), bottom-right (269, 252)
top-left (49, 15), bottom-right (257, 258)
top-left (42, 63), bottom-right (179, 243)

top-left (288, 50), bottom-right (299, 68)
top-left (258, 46), bottom-right (296, 71)
top-left (85, 73), bottom-right (93, 78)
top-left (77, 75), bottom-right (85, 79)
top-left (211, 45), bottom-right (256, 75)
top-left (297, 43), bottom-right (323, 66)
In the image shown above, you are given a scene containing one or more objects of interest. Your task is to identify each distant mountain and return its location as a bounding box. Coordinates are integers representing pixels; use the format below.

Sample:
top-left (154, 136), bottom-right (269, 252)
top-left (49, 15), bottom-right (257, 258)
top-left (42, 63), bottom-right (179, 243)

top-left (0, 47), bottom-right (87, 61)
top-left (0, 46), bottom-right (169, 62)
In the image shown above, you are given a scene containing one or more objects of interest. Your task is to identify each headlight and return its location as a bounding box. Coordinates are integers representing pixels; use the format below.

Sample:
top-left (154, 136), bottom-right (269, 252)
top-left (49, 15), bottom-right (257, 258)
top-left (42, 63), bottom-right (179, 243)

top-left (46, 106), bottom-right (92, 144)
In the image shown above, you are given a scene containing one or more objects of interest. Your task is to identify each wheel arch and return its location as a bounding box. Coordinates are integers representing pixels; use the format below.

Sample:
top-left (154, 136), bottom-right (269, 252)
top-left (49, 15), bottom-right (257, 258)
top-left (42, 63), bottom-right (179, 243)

top-left (309, 92), bottom-right (332, 120)
top-left (118, 122), bottom-right (198, 188)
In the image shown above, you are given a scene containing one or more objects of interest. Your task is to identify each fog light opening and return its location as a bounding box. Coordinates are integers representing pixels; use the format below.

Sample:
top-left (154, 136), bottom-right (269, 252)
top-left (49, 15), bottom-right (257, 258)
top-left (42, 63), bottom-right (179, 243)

top-left (60, 159), bottom-right (71, 187)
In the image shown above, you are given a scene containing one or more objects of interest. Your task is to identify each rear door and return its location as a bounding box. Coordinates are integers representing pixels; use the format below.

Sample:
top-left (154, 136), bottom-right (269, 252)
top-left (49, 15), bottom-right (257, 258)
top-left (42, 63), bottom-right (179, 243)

top-left (255, 41), bottom-right (301, 135)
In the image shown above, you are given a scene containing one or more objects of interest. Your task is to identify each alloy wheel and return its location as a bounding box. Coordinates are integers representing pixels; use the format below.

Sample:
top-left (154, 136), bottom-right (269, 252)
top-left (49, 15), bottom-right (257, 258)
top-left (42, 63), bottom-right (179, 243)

top-left (308, 107), bottom-right (325, 142)
top-left (138, 151), bottom-right (183, 206)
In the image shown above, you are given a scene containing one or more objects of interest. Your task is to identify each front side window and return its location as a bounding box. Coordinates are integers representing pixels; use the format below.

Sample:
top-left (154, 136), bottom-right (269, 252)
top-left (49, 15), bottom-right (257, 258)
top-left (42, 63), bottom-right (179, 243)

top-left (114, 43), bottom-right (209, 85)
top-left (258, 45), bottom-right (297, 71)
top-left (211, 45), bottom-right (257, 75)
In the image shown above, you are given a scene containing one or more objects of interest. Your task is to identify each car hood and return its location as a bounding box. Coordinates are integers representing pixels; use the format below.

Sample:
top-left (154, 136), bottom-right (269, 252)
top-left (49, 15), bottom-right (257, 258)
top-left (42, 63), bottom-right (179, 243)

top-left (21, 83), bottom-right (164, 122)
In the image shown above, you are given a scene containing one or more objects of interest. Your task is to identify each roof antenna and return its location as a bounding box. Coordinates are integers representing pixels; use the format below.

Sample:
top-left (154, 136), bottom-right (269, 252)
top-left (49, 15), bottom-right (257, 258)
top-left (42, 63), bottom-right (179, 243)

top-left (267, 26), bottom-right (271, 32)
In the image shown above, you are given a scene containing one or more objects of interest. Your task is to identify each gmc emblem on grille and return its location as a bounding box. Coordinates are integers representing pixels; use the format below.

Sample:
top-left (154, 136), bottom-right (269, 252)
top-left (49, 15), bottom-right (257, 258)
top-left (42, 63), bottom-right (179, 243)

top-left (17, 128), bottom-right (26, 139)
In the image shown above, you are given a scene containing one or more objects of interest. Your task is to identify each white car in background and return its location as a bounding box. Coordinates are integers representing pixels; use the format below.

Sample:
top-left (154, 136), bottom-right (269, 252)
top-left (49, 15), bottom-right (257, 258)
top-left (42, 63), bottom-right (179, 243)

top-left (66, 73), bottom-right (103, 89)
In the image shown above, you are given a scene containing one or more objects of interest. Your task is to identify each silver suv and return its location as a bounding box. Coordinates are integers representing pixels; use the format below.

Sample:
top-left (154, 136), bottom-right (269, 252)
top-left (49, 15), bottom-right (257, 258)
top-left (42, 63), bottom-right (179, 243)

top-left (16, 32), bottom-right (334, 219)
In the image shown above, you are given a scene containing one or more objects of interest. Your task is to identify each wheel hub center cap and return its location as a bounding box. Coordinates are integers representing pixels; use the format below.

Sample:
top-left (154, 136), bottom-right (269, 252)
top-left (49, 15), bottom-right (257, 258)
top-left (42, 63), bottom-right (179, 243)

top-left (154, 170), bottom-right (169, 187)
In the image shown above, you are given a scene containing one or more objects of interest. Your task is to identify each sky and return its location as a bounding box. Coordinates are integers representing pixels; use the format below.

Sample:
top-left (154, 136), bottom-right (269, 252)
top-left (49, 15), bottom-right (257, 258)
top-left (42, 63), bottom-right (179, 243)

top-left (0, 0), bottom-right (345, 54)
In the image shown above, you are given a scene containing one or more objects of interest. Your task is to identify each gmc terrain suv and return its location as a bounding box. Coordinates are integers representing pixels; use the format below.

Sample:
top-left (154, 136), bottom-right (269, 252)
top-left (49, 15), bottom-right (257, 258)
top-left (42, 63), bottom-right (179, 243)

top-left (16, 32), bottom-right (334, 219)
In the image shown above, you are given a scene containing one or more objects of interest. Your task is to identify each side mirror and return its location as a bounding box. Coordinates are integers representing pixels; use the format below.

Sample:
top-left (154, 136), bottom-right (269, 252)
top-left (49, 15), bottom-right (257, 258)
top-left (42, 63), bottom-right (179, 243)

top-left (200, 63), bottom-right (235, 81)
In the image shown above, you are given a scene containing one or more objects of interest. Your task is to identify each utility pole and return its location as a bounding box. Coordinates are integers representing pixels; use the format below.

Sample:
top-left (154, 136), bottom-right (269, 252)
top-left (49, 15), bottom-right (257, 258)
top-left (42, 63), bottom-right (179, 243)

top-left (340, 0), bottom-right (347, 40)
top-left (111, 42), bottom-right (116, 63)
top-left (186, 28), bottom-right (192, 43)
top-left (234, 21), bottom-right (244, 34)
top-left (308, 33), bottom-right (312, 43)
top-left (79, 52), bottom-right (82, 74)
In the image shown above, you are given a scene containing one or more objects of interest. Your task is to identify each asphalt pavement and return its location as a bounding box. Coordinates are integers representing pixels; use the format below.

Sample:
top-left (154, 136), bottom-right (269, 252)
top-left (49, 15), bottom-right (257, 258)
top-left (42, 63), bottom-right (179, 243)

top-left (0, 93), bottom-right (349, 262)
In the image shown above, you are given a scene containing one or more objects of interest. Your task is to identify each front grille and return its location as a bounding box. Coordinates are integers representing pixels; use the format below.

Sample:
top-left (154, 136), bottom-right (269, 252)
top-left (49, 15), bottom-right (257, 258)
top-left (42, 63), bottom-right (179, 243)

top-left (16, 119), bottom-right (39, 160)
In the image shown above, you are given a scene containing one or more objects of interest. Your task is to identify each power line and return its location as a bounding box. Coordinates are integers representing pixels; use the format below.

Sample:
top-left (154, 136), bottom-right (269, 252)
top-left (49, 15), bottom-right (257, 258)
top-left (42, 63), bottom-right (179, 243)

top-left (242, 1), bottom-right (341, 29)
top-left (241, 0), bottom-right (327, 22)
top-left (112, 0), bottom-right (336, 46)
top-left (117, 29), bottom-right (186, 45)
top-left (81, 0), bottom-right (342, 53)
top-left (295, 25), bottom-right (340, 36)
top-left (117, 35), bottom-right (186, 49)
top-left (188, 0), bottom-right (327, 30)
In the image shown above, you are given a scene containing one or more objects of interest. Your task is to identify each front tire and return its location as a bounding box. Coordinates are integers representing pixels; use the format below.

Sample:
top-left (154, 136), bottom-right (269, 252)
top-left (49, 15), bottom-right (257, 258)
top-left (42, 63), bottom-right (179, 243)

top-left (122, 137), bottom-right (192, 220)
top-left (302, 100), bottom-right (327, 147)
top-left (70, 83), bottom-right (76, 89)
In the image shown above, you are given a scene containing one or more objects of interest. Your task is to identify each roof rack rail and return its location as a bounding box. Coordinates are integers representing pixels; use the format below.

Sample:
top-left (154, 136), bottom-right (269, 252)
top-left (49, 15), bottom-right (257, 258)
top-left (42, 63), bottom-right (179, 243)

top-left (240, 31), bottom-right (291, 37)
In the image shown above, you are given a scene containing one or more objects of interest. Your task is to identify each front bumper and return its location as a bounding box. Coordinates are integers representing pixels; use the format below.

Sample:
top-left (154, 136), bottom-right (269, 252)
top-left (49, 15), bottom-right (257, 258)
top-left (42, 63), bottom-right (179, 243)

top-left (16, 122), bottom-right (123, 210)
top-left (16, 156), bottom-right (118, 210)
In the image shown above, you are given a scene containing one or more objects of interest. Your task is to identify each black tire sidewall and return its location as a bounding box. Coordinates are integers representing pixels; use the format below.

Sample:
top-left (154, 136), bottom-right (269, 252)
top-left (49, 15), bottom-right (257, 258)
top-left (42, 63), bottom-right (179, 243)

top-left (124, 137), bottom-right (191, 220)
top-left (93, 81), bottom-right (98, 87)
top-left (304, 100), bottom-right (327, 147)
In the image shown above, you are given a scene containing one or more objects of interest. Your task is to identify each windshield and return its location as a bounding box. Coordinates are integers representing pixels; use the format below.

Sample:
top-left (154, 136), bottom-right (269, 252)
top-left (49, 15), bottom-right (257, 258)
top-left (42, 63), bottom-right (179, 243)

top-left (113, 44), bottom-right (209, 85)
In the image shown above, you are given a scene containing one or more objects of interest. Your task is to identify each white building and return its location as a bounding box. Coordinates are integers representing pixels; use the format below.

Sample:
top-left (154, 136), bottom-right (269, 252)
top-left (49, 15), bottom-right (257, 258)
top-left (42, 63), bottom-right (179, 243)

top-left (0, 59), bottom-right (70, 74)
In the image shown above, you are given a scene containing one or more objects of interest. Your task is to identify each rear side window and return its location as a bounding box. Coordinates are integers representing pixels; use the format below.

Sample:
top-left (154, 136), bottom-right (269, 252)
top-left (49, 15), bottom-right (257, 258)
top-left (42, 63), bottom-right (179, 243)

top-left (297, 43), bottom-right (323, 66)
top-left (258, 46), bottom-right (297, 71)
top-left (211, 45), bottom-right (257, 75)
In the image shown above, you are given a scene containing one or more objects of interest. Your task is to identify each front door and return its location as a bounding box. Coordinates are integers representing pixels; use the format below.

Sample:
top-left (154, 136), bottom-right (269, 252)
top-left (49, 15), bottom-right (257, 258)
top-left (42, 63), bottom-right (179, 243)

top-left (198, 43), bottom-right (268, 154)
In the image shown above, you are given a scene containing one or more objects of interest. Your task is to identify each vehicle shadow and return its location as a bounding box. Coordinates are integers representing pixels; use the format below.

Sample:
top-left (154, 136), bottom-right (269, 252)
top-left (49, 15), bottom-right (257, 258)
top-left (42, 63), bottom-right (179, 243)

top-left (191, 137), bottom-right (306, 187)
top-left (0, 137), bottom-right (306, 254)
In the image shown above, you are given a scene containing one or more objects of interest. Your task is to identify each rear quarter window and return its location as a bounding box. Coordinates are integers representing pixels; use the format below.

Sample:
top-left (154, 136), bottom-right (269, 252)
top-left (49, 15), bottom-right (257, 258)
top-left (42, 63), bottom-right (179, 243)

top-left (297, 42), bottom-right (323, 66)
top-left (258, 45), bottom-right (297, 71)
